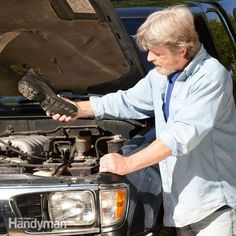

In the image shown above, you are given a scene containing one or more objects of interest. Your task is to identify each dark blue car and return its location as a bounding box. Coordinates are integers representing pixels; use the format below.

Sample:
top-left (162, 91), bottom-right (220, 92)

top-left (0, 0), bottom-right (235, 235)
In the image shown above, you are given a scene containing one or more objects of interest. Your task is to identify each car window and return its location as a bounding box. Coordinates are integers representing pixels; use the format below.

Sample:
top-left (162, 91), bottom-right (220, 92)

top-left (229, 8), bottom-right (236, 35)
top-left (233, 8), bottom-right (236, 24)
top-left (120, 17), bottom-right (154, 72)
top-left (193, 13), bottom-right (218, 59)
top-left (206, 11), bottom-right (236, 78)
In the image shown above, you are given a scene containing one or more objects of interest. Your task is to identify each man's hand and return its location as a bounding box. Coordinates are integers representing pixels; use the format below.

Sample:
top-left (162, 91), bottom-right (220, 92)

top-left (47, 99), bottom-right (94, 122)
top-left (49, 113), bottom-right (75, 122)
top-left (46, 96), bottom-right (79, 122)
top-left (99, 153), bottom-right (132, 175)
top-left (99, 138), bottom-right (171, 175)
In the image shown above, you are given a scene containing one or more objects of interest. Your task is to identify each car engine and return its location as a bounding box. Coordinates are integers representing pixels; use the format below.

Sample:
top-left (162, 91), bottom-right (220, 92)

top-left (0, 124), bottom-right (126, 177)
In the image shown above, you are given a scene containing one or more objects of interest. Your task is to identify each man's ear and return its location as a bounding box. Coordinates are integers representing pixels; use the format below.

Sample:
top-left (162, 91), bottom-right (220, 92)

top-left (179, 47), bottom-right (187, 58)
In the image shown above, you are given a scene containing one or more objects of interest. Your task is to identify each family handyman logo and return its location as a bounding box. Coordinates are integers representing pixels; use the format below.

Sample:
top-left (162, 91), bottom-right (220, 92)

top-left (8, 217), bottom-right (67, 230)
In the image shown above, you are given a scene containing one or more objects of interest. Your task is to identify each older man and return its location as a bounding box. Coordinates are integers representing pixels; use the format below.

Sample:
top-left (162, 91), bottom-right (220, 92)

top-left (47, 5), bottom-right (236, 236)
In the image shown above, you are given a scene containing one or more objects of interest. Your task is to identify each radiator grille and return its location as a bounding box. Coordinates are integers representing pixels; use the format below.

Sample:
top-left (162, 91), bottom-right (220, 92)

top-left (0, 215), bottom-right (7, 235)
top-left (14, 193), bottom-right (47, 221)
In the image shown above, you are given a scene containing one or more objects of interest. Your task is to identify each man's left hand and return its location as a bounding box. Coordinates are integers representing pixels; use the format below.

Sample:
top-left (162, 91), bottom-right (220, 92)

top-left (99, 153), bottom-right (131, 175)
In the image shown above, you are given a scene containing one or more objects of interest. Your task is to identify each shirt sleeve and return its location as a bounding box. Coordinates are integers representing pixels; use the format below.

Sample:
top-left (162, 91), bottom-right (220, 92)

top-left (90, 70), bottom-right (156, 120)
top-left (159, 69), bottom-right (233, 156)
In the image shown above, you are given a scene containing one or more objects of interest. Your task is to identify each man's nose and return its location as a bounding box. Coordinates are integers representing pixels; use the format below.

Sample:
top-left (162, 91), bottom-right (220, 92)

top-left (147, 50), bottom-right (155, 62)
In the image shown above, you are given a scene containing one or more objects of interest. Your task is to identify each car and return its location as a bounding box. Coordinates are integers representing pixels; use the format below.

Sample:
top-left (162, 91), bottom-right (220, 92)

top-left (0, 0), bottom-right (235, 235)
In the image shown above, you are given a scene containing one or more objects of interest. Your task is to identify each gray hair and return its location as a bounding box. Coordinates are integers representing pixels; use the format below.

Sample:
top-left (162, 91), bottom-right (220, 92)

top-left (135, 5), bottom-right (201, 59)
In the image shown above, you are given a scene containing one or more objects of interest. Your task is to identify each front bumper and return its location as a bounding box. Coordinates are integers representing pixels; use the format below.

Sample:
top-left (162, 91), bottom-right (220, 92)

top-left (0, 182), bottom-right (129, 236)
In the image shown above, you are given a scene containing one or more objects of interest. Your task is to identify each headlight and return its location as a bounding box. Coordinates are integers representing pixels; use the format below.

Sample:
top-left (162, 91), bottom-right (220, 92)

top-left (48, 191), bottom-right (95, 226)
top-left (100, 188), bottom-right (128, 227)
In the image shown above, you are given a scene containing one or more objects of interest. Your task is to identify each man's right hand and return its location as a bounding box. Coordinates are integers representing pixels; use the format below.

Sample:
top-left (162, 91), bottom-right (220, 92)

top-left (46, 96), bottom-right (79, 122)
top-left (47, 99), bottom-right (95, 122)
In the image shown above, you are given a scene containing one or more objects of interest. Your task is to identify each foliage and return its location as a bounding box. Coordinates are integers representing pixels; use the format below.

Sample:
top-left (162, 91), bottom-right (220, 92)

top-left (208, 17), bottom-right (236, 78)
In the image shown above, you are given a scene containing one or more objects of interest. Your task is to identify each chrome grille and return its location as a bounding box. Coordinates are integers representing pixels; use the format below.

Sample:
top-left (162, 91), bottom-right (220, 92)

top-left (0, 215), bottom-right (7, 235)
top-left (14, 193), bottom-right (44, 221)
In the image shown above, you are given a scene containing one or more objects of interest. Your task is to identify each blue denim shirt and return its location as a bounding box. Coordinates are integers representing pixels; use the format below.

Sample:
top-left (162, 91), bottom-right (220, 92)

top-left (90, 46), bottom-right (236, 227)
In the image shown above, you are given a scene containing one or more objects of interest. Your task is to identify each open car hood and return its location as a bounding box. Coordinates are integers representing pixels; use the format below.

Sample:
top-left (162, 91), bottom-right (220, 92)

top-left (0, 0), bottom-right (145, 96)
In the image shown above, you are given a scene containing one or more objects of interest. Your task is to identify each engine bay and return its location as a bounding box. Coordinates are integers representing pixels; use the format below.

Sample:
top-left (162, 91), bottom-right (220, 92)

top-left (0, 123), bottom-right (127, 177)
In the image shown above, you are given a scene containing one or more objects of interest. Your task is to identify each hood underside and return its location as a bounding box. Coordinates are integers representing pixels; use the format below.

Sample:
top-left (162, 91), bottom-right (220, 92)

top-left (0, 0), bottom-right (144, 96)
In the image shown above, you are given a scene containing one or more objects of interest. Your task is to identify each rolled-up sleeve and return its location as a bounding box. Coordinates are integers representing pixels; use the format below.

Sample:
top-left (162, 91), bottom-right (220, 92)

top-left (90, 71), bottom-right (156, 120)
top-left (159, 69), bottom-right (231, 156)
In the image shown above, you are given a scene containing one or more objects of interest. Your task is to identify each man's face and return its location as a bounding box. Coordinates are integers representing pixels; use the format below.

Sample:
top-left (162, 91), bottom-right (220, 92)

top-left (147, 45), bottom-right (185, 75)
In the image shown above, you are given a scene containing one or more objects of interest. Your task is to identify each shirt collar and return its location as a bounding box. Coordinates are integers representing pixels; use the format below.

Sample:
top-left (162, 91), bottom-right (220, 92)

top-left (179, 44), bottom-right (208, 81)
top-left (167, 71), bottom-right (182, 83)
